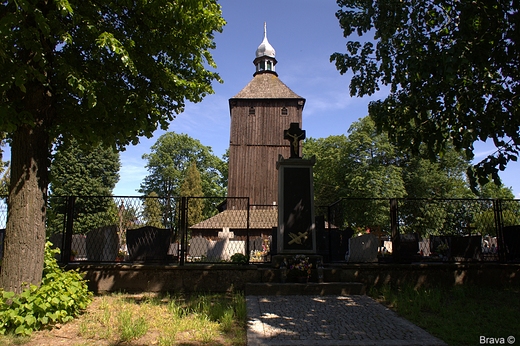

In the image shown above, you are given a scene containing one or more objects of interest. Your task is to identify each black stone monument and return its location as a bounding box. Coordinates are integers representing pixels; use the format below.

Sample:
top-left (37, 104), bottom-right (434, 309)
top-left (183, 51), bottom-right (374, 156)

top-left (276, 123), bottom-right (316, 254)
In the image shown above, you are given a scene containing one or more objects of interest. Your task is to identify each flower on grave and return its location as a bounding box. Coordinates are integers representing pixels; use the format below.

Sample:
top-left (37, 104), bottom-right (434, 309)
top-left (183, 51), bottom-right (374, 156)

top-left (290, 255), bottom-right (312, 278)
top-left (250, 250), bottom-right (265, 262)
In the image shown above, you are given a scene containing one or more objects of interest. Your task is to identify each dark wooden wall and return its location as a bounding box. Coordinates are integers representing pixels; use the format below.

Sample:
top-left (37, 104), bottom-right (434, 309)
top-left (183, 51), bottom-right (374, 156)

top-left (227, 99), bottom-right (303, 206)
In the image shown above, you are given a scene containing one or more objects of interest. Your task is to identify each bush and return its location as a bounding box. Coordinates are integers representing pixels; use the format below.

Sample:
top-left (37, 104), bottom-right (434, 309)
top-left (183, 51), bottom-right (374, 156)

top-left (0, 242), bottom-right (93, 336)
top-left (230, 253), bottom-right (248, 264)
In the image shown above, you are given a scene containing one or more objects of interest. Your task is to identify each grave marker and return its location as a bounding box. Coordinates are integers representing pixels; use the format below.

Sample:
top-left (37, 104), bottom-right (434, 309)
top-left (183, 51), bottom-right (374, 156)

top-left (347, 233), bottom-right (378, 263)
top-left (276, 123), bottom-right (316, 254)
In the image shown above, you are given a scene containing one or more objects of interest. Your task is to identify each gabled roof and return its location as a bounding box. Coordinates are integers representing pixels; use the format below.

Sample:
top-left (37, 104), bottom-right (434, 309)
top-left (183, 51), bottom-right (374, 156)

top-left (231, 73), bottom-right (305, 100)
top-left (190, 209), bottom-right (278, 230)
top-left (190, 208), bottom-right (338, 230)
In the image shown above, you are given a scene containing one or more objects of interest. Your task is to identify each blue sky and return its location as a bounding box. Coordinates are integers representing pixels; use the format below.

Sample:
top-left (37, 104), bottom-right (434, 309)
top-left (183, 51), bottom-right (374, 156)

top-left (2, 0), bottom-right (519, 198)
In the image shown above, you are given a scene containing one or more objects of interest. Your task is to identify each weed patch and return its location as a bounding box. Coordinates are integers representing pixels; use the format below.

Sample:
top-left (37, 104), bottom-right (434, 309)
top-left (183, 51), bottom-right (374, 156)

top-left (4, 291), bottom-right (247, 345)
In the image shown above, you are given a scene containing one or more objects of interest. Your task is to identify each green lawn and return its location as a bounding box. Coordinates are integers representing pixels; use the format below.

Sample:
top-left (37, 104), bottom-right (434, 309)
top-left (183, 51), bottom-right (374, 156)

top-left (369, 284), bottom-right (520, 346)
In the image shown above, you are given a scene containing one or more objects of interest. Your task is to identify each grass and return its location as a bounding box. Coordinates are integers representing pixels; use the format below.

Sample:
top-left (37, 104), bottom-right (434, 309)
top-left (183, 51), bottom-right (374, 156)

top-left (369, 284), bottom-right (520, 346)
top-left (2, 282), bottom-right (517, 346)
top-left (0, 291), bottom-right (247, 346)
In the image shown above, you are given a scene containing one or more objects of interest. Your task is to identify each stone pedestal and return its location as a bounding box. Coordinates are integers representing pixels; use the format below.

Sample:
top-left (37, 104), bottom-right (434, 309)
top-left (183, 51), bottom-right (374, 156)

top-left (276, 155), bottom-right (316, 254)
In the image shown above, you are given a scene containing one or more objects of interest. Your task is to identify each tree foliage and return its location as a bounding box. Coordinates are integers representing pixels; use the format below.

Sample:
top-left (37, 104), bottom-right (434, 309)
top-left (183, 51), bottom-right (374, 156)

top-left (1, 0), bottom-right (225, 147)
top-left (47, 139), bottom-right (120, 235)
top-left (141, 192), bottom-right (164, 228)
top-left (140, 132), bottom-right (226, 198)
top-left (304, 116), bottom-right (477, 232)
top-left (180, 161), bottom-right (204, 227)
top-left (331, 0), bottom-right (520, 189)
top-left (0, 0), bottom-right (224, 292)
top-left (305, 116), bottom-right (518, 235)
top-left (304, 117), bottom-right (413, 206)
top-left (305, 117), bottom-right (478, 200)
top-left (0, 164), bottom-right (8, 197)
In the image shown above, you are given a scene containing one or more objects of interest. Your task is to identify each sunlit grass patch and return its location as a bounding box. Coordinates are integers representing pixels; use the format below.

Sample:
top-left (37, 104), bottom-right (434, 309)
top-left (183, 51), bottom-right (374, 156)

top-left (73, 291), bottom-right (247, 345)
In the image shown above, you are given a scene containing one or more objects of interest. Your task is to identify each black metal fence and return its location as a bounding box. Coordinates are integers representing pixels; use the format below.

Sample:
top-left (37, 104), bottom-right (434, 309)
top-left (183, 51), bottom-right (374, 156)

top-left (1, 196), bottom-right (519, 264)
top-left (45, 196), bottom-right (261, 265)
top-left (325, 198), bottom-right (520, 263)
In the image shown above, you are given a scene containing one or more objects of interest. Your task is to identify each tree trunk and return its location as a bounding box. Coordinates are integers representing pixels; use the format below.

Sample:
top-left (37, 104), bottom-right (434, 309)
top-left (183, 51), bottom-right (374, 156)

top-left (0, 124), bottom-right (49, 293)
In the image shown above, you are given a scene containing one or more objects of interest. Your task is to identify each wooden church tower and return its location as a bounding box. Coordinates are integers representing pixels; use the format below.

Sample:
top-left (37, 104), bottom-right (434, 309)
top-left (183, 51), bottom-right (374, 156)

top-left (227, 24), bottom-right (306, 206)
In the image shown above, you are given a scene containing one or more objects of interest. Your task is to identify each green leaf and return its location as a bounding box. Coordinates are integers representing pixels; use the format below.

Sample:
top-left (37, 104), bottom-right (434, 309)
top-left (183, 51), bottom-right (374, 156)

top-left (54, 0), bottom-right (73, 15)
top-left (332, 0), bottom-right (520, 184)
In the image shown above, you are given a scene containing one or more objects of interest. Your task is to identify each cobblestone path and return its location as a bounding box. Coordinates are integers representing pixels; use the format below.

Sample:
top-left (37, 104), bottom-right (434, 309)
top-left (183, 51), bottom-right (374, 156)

top-left (247, 295), bottom-right (447, 346)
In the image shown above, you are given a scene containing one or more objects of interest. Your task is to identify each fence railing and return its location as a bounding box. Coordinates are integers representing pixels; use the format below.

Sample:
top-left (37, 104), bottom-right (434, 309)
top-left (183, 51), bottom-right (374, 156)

top-left (1, 196), bottom-right (519, 264)
top-left (47, 196), bottom-right (258, 265)
top-left (325, 198), bottom-right (520, 263)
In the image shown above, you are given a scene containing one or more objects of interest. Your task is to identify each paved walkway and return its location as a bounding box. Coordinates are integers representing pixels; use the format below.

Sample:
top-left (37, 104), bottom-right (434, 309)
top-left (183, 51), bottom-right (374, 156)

top-left (246, 295), bottom-right (447, 346)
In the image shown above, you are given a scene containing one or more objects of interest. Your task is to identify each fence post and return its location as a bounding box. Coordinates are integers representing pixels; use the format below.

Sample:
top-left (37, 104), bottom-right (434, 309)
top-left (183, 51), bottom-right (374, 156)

top-left (327, 204), bottom-right (332, 262)
top-left (493, 199), bottom-right (506, 262)
top-left (179, 197), bottom-right (187, 266)
top-left (246, 198), bottom-right (250, 263)
top-left (390, 198), bottom-right (401, 263)
top-left (62, 196), bottom-right (75, 264)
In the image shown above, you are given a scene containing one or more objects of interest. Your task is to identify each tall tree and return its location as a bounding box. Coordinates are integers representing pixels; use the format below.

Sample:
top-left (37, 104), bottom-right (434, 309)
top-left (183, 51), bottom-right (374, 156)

top-left (474, 181), bottom-right (518, 236)
top-left (180, 161), bottom-right (204, 227)
top-left (401, 145), bottom-right (473, 199)
top-left (140, 132), bottom-right (226, 198)
top-left (0, 0), bottom-right (225, 292)
top-left (305, 116), bottom-right (477, 232)
top-left (142, 191), bottom-right (164, 228)
top-left (47, 138), bottom-right (121, 235)
top-left (303, 135), bottom-right (349, 207)
top-left (331, 0), bottom-right (520, 189)
top-left (343, 117), bottom-right (406, 200)
top-left (304, 117), bottom-right (407, 206)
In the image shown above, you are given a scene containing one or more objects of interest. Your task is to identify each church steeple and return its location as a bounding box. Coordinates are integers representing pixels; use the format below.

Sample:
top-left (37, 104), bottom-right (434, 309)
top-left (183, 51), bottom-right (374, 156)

top-left (227, 23), bottom-right (304, 207)
top-left (254, 22), bottom-right (278, 76)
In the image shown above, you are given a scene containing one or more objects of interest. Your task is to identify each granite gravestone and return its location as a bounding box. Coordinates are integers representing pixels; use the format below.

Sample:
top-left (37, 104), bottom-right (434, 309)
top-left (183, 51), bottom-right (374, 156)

top-left (189, 236), bottom-right (209, 258)
top-left (276, 123), bottom-right (316, 254)
top-left (347, 233), bottom-right (378, 263)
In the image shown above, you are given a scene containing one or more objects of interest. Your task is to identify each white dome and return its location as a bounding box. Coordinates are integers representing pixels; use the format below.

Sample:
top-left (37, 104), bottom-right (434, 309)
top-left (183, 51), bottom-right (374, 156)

top-left (256, 23), bottom-right (275, 58)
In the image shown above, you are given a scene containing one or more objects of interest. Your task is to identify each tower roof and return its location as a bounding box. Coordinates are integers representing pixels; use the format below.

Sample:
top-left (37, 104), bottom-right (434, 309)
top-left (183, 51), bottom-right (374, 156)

top-left (231, 23), bottom-right (305, 102)
top-left (231, 73), bottom-right (304, 100)
top-left (256, 22), bottom-right (276, 58)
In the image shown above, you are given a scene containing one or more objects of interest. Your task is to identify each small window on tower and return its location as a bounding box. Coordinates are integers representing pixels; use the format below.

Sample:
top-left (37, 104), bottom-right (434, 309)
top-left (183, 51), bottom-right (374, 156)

top-left (281, 107), bottom-right (288, 115)
top-left (267, 61), bottom-right (272, 71)
top-left (249, 107), bottom-right (255, 115)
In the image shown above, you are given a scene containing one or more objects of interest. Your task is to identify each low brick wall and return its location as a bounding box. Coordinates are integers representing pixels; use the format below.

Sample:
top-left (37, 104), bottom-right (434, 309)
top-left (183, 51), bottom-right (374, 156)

top-left (73, 264), bottom-right (262, 293)
top-left (324, 263), bottom-right (520, 289)
top-left (69, 263), bottom-right (520, 293)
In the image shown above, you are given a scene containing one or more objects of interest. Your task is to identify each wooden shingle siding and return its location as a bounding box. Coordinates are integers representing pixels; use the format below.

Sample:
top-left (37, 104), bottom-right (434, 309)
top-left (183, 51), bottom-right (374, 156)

top-left (230, 100), bottom-right (302, 146)
top-left (227, 68), bottom-right (305, 207)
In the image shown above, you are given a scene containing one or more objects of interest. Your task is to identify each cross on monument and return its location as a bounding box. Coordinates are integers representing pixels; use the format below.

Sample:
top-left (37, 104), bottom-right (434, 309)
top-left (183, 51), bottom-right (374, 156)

top-left (284, 122), bottom-right (305, 158)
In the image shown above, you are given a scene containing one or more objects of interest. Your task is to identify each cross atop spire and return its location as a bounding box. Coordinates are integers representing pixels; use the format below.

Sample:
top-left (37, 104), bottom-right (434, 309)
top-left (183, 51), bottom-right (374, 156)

top-left (256, 22), bottom-right (275, 58)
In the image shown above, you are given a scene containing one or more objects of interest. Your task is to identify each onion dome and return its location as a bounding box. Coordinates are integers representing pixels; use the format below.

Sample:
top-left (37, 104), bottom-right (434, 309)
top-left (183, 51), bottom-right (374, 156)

top-left (254, 22), bottom-right (277, 76)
